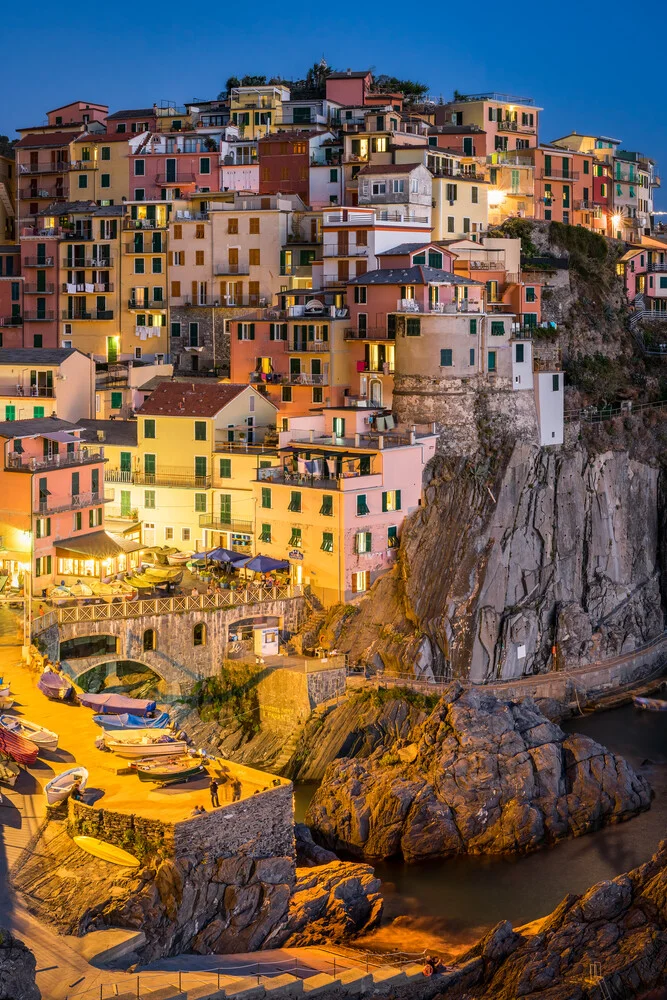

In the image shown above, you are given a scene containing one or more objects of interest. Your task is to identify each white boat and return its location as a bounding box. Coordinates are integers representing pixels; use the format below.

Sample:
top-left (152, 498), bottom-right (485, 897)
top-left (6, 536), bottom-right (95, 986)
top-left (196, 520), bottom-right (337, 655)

top-left (0, 696), bottom-right (14, 710)
top-left (0, 686), bottom-right (10, 699)
top-left (167, 551), bottom-right (192, 566)
top-left (103, 729), bottom-right (186, 759)
top-left (45, 766), bottom-right (88, 806)
top-left (70, 582), bottom-right (94, 598)
top-left (0, 714), bottom-right (59, 751)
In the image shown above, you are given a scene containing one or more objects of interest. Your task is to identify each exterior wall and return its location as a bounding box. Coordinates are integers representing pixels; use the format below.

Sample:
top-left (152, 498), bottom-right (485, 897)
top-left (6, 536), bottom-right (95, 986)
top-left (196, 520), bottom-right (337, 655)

top-left (256, 665), bottom-right (345, 726)
top-left (20, 234), bottom-right (61, 349)
top-left (439, 98), bottom-right (539, 156)
top-left (534, 370), bottom-right (564, 446)
top-left (0, 156), bottom-right (16, 243)
top-left (0, 253), bottom-right (23, 349)
top-left (486, 161), bottom-right (535, 225)
top-left (431, 176), bottom-right (489, 240)
top-left (325, 76), bottom-right (369, 107)
top-left (309, 165), bottom-right (343, 209)
top-left (120, 205), bottom-right (169, 362)
top-left (0, 352), bottom-right (94, 422)
top-left (259, 139), bottom-right (309, 201)
top-left (69, 135), bottom-right (130, 206)
top-left (221, 163), bottom-right (259, 192)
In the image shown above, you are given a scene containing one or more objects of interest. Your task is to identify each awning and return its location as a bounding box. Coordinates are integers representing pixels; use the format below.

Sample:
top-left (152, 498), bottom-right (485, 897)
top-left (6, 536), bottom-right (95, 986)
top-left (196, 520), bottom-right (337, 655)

top-left (110, 534), bottom-right (144, 554)
top-left (55, 530), bottom-right (125, 559)
top-left (42, 431), bottom-right (79, 442)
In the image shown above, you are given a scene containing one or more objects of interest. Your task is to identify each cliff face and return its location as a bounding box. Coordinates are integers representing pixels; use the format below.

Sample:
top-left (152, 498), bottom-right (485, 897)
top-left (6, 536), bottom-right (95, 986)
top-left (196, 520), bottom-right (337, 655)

top-left (336, 436), bottom-right (664, 682)
top-left (306, 684), bottom-right (652, 862)
top-left (0, 929), bottom-right (39, 1000)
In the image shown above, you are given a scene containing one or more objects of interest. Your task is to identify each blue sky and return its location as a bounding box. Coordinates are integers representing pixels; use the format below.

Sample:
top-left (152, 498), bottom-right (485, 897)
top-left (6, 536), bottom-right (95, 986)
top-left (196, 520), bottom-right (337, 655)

top-left (4, 0), bottom-right (666, 208)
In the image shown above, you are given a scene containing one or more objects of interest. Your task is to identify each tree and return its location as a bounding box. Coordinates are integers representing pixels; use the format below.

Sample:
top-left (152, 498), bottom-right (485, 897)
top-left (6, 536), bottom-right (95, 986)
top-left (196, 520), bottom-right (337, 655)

top-left (218, 77), bottom-right (240, 99)
top-left (0, 135), bottom-right (15, 159)
top-left (241, 75), bottom-right (267, 87)
top-left (372, 75), bottom-right (429, 103)
top-left (304, 59), bottom-right (332, 94)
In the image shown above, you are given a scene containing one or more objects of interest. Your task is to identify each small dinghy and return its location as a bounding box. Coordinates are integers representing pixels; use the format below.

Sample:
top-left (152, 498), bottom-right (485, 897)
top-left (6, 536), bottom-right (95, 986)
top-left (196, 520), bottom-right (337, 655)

top-left (79, 692), bottom-right (157, 717)
top-left (69, 582), bottom-right (94, 598)
top-left (73, 836), bottom-right (140, 868)
top-left (0, 754), bottom-right (20, 787)
top-left (92, 711), bottom-right (171, 731)
top-left (0, 696), bottom-right (14, 710)
top-left (0, 685), bottom-right (10, 699)
top-left (634, 696), bottom-right (667, 712)
top-left (167, 551), bottom-right (191, 566)
top-left (103, 729), bottom-right (186, 759)
top-left (0, 726), bottom-right (38, 766)
top-left (45, 766), bottom-right (88, 806)
top-left (38, 670), bottom-right (73, 701)
top-left (0, 715), bottom-right (59, 751)
top-left (130, 753), bottom-right (204, 783)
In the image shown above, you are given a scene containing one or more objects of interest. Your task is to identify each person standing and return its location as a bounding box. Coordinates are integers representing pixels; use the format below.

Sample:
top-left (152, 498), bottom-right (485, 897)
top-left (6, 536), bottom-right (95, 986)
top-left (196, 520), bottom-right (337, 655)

top-left (210, 777), bottom-right (220, 808)
top-left (232, 777), bottom-right (242, 802)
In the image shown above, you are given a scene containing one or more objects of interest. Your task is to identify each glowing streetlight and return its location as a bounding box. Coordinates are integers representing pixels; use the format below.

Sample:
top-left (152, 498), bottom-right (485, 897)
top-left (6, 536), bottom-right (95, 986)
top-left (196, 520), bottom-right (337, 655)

top-left (488, 190), bottom-right (506, 207)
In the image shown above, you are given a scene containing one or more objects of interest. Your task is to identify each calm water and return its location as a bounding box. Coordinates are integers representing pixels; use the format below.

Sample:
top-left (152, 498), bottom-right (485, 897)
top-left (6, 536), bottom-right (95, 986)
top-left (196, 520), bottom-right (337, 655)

top-left (294, 705), bottom-right (666, 953)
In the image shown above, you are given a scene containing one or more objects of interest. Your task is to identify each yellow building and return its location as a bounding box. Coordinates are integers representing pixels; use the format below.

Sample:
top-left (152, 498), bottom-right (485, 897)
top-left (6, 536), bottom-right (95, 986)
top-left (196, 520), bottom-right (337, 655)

top-left (104, 382), bottom-right (278, 552)
top-left (69, 133), bottom-right (131, 207)
top-left (121, 201), bottom-right (170, 363)
top-left (230, 86), bottom-right (291, 139)
top-left (431, 174), bottom-right (489, 240)
top-left (486, 157), bottom-right (535, 225)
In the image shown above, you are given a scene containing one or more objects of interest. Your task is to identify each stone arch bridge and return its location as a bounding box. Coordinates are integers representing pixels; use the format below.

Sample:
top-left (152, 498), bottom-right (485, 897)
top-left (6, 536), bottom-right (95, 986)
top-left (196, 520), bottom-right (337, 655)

top-left (33, 588), bottom-right (306, 693)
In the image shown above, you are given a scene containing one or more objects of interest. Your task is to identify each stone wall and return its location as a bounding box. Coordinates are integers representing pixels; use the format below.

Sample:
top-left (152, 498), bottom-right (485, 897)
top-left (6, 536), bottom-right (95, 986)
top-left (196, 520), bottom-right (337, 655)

top-left (57, 596), bottom-right (306, 692)
top-left (256, 666), bottom-right (345, 727)
top-left (68, 799), bottom-right (175, 859)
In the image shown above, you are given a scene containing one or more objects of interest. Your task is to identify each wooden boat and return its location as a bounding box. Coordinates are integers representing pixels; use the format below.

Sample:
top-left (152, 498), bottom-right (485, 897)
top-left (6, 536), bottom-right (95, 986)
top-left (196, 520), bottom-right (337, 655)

top-left (45, 766), bottom-right (88, 805)
top-left (0, 715), bottom-right (58, 751)
top-left (103, 730), bottom-right (186, 759)
top-left (143, 566), bottom-right (183, 583)
top-left (0, 685), bottom-right (10, 699)
top-left (0, 726), bottom-right (39, 766)
top-left (0, 755), bottom-right (20, 787)
top-left (167, 551), bottom-right (192, 566)
top-left (130, 753), bottom-right (204, 783)
top-left (633, 696), bottom-right (667, 711)
top-left (69, 582), bottom-right (94, 598)
top-left (73, 836), bottom-right (140, 868)
top-left (79, 692), bottom-right (157, 716)
top-left (0, 696), bottom-right (14, 710)
top-left (92, 711), bottom-right (171, 731)
top-left (38, 670), bottom-right (73, 701)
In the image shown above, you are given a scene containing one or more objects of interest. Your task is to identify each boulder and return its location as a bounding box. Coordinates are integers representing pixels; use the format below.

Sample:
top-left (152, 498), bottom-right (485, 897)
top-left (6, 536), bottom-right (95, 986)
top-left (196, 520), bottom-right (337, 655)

top-left (0, 928), bottom-right (39, 1000)
top-left (276, 861), bottom-right (383, 946)
top-left (306, 687), bottom-right (651, 861)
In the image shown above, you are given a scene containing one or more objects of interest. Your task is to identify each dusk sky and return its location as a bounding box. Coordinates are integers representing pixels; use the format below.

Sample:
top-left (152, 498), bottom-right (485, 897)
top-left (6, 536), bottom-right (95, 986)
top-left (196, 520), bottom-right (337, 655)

top-left (4, 0), bottom-right (666, 209)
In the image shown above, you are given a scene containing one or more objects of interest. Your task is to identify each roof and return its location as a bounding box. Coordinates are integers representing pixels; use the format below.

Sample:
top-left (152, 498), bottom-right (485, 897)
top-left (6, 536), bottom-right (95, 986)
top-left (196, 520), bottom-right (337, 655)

top-left (377, 242), bottom-right (448, 256)
top-left (46, 101), bottom-right (107, 115)
top-left (327, 71), bottom-right (372, 80)
top-left (73, 131), bottom-right (133, 144)
top-left (106, 108), bottom-right (156, 120)
top-left (78, 419), bottom-right (138, 447)
top-left (258, 130), bottom-right (321, 143)
top-left (0, 417), bottom-right (80, 440)
top-left (55, 530), bottom-right (125, 559)
top-left (38, 201), bottom-right (97, 216)
top-left (358, 162), bottom-right (423, 176)
top-left (133, 374), bottom-right (219, 393)
top-left (0, 348), bottom-right (82, 365)
top-left (347, 265), bottom-right (483, 286)
top-left (15, 132), bottom-right (78, 149)
top-left (136, 381), bottom-right (269, 417)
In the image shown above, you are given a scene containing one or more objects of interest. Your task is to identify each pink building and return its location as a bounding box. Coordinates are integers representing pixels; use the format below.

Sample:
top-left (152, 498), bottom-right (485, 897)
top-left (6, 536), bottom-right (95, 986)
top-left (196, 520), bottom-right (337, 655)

top-left (618, 247), bottom-right (647, 302)
top-left (325, 71), bottom-right (373, 108)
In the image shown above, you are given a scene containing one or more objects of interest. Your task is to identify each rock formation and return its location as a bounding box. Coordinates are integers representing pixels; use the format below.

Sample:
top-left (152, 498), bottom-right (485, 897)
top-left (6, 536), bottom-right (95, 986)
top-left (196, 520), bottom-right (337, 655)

top-left (0, 928), bottom-right (39, 1000)
top-left (279, 861), bottom-right (383, 947)
top-left (454, 839), bottom-right (667, 999)
top-left (306, 684), bottom-right (651, 861)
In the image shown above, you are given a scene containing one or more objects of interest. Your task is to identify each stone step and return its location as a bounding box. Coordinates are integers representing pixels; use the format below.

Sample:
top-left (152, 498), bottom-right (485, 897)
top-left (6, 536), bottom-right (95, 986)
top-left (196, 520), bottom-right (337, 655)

top-left (221, 976), bottom-right (267, 1000)
top-left (402, 963), bottom-right (428, 981)
top-left (370, 967), bottom-right (408, 989)
top-left (143, 988), bottom-right (187, 1000)
top-left (302, 973), bottom-right (339, 996)
top-left (185, 987), bottom-right (228, 1000)
top-left (260, 973), bottom-right (304, 998)
top-left (336, 970), bottom-right (372, 995)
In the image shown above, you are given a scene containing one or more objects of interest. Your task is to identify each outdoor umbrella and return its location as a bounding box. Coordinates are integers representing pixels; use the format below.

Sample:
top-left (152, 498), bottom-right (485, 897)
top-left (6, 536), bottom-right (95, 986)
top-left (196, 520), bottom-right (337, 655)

top-left (243, 555), bottom-right (290, 574)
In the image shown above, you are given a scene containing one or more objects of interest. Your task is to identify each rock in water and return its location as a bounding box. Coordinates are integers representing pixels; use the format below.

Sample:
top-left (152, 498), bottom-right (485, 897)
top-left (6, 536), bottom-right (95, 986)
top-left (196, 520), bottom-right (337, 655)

top-left (306, 684), bottom-right (651, 861)
top-left (0, 928), bottom-right (39, 1000)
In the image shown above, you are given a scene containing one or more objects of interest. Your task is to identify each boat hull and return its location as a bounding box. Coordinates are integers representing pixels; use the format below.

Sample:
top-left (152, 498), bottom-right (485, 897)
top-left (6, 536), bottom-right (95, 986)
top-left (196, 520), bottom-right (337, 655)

top-left (105, 739), bottom-right (187, 759)
top-left (132, 756), bottom-right (203, 782)
top-left (45, 766), bottom-right (88, 806)
top-left (73, 836), bottom-right (140, 867)
top-left (0, 715), bottom-right (58, 751)
top-left (0, 727), bottom-right (39, 766)
top-left (92, 711), bottom-right (171, 731)
top-left (38, 673), bottom-right (73, 701)
top-left (0, 759), bottom-right (20, 787)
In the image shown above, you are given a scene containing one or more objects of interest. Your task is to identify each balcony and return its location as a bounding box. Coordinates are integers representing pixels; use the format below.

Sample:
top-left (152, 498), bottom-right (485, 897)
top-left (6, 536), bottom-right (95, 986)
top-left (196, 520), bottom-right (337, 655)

top-left (395, 299), bottom-right (483, 314)
top-left (61, 257), bottom-right (114, 268)
top-left (344, 327), bottom-right (395, 340)
top-left (23, 311), bottom-right (55, 322)
top-left (280, 264), bottom-right (317, 277)
top-left (539, 169), bottom-right (579, 180)
top-left (124, 241), bottom-right (164, 254)
top-left (497, 121), bottom-right (535, 134)
top-left (23, 257), bottom-right (54, 267)
top-left (182, 296), bottom-right (226, 307)
top-left (70, 161), bottom-right (98, 170)
top-left (647, 263), bottom-right (667, 272)
top-left (287, 340), bottom-right (331, 352)
top-left (20, 187), bottom-right (58, 200)
top-left (323, 245), bottom-right (368, 258)
top-left (35, 489), bottom-right (113, 515)
top-left (24, 283), bottom-right (55, 295)
top-left (154, 173), bottom-right (197, 185)
top-left (62, 283), bottom-right (114, 293)
top-left (198, 515), bottom-right (253, 533)
top-left (123, 219), bottom-right (169, 231)
top-left (0, 383), bottom-right (55, 398)
top-left (61, 310), bottom-right (114, 321)
top-left (0, 317), bottom-right (23, 328)
top-left (18, 162), bottom-right (70, 175)
top-left (105, 467), bottom-right (212, 489)
top-left (61, 231), bottom-right (97, 242)
top-left (250, 371), bottom-right (328, 386)
top-left (6, 447), bottom-right (105, 472)
top-left (128, 299), bottom-right (165, 310)
top-left (213, 264), bottom-right (250, 276)
top-left (106, 505), bottom-right (139, 521)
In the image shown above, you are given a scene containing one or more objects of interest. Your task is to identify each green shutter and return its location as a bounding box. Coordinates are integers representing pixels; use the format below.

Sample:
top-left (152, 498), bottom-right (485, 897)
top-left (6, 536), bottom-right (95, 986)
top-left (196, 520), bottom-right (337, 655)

top-left (382, 492), bottom-right (388, 513)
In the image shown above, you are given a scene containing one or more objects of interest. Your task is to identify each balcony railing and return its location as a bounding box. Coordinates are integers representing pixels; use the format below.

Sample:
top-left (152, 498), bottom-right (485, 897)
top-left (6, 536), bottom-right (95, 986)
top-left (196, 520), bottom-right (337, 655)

top-left (181, 296), bottom-right (226, 307)
top-left (198, 515), bottom-right (254, 533)
top-left (344, 327), bottom-right (395, 340)
top-left (18, 162), bottom-right (70, 175)
top-left (395, 299), bottom-right (483, 314)
top-left (286, 340), bottom-right (330, 352)
top-left (61, 257), bottom-right (114, 268)
top-left (62, 283), bottom-right (114, 293)
top-left (250, 371), bottom-right (328, 386)
top-left (61, 231), bottom-right (96, 242)
top-left (70, 161), bottom-right (98, 170)
top-left (128, 299), bottom-right (165, 310)
top-left (213, 264), bottom-right (251, 275)
top-left (324, 245), bottom-right (368, 257)
top-left (61, 310), bottom-right (114, 321)
top-left (497, 121), bottom-right (535, 134)
top-left (23, 257), bottom-right (54, 267)
top-left (154, 172), bottom-right (196, 185)
top-left (0, 317), bottom-right (23, 328)
top-left (647, 263), bottom-right (667, 272)
top-left (125, 241), bottom-right (164, 254)
top-left (539, 169), bottom-right (580, 180)
top-left (105, 467), bottom-right (212, 488)
top-left (23, 283), bottom-right (55, 295)
top-left (23, 311), bottom-right (55, 322)
top-left (0, 383), bottom-right (55, 398)
top-left (35, 489), bottom-right (113, 515)
top-left (20, 187), bottom-right (58, 200)
top-left (6, 447), bottom-right (105, 472)
top-left (123, 219), bottom-right (169, 231)
top-left (106, 505), bottom-right (140, 521)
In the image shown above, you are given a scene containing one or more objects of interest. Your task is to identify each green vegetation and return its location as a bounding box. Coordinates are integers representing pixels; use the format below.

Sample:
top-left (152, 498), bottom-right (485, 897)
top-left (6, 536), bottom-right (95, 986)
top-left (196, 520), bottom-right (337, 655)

top-left (372, 75), bottom-right (428, 102)
top-left (487, 219), bottom-right (539, 258)
top-left (193, 662), bottom-right (261, 734)
top-left (565, 353), bottom-right (641, 405)
top-left (549, 222), bottom-right (610, 278)
top-left (355, 686), bottom-right (440, 712)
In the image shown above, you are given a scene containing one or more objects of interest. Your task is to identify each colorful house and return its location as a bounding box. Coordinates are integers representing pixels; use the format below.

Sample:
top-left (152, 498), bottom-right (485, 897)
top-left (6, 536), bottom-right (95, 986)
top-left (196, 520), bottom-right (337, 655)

top-left (0, 246), bottom-right (22, 348)
top-left (437, 93), bottom-right (541, 156)
top-left (0, 347), bottom-right (95, 422)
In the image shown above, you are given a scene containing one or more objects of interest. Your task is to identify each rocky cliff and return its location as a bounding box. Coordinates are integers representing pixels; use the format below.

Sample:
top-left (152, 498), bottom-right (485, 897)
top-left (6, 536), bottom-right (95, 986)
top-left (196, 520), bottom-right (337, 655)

top-left (306, 684), bottom-right (651, 862)
top-left (452, 838), bottom-right (667, 1000)
top-left (0, 928), bottom-right (39, 1000)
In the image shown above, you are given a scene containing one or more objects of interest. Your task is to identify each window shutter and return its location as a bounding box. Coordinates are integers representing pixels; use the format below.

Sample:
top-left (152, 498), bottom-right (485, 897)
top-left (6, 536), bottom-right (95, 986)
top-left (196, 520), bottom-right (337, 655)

top-left (249, 323), bottom-right (255, 340)
top-left (395, 490), bottom-right (401, 510)
top-left (237, 325), bottom-right (243, 340)
top-left (382, 492), bottom-right (387, 513)
top-left (281, 324), bottom-right (288, 340)
top-left (191, 281), bottom-right (197, 302)
top-left (365, 532), bottom-right (372, 551)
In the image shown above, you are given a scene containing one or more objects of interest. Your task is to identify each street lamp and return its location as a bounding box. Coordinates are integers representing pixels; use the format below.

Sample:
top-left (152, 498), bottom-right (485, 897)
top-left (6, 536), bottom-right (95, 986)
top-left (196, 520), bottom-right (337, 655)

top-left (21, 529), bottom-right (32, 655)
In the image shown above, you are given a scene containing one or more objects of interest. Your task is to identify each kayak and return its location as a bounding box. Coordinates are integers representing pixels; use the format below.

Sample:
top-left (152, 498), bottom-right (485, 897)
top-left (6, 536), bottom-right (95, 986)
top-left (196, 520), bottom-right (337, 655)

top-left (130, 753), bottom-right (204, 783)
top-left (73, 836), bottom-right (140, 868)
top-left (0, 715), bottom-right (58, 751)
top-left (92, 711), bottom-right (171, 731)
top-left (78, 692), bottom-right (157, 716)
top-left (45, 766), bottom-right (88, 806)
top-left (0, 726), bottom-right (39, 766)
top-left (38, 671), bottom-right (73, 701)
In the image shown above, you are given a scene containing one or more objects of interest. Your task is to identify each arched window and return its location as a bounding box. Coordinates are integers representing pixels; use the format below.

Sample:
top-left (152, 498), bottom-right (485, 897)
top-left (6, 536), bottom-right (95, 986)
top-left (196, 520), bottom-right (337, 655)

top-left (142, 628), bottom-right (156, 652)
top-left (193, 623), bottom-right (206, 647)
